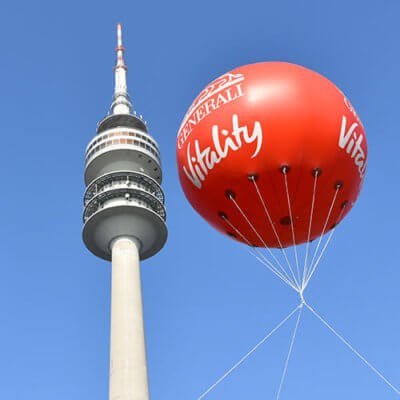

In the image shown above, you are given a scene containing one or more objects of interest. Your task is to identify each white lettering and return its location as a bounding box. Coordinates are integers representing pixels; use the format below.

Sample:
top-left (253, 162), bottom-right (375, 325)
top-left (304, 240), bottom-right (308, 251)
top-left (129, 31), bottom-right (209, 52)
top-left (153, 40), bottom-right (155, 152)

top-left (177, 83), bottom-right (244, 149)
top-left (183, 114), bottom-right (263, 189)
top-left (338, 115), bottom-right (366, 179)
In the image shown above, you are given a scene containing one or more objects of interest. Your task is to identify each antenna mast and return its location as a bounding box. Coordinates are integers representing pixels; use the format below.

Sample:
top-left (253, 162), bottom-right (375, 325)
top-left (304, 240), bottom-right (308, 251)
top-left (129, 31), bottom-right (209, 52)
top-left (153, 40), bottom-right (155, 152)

top-left (111, 23), bottom-right (132, 115)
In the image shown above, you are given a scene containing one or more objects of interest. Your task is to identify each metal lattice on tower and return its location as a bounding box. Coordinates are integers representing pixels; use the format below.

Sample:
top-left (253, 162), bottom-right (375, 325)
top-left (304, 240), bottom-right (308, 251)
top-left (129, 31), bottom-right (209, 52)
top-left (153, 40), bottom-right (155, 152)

top-left (82, 24), bottom-right (167, 400)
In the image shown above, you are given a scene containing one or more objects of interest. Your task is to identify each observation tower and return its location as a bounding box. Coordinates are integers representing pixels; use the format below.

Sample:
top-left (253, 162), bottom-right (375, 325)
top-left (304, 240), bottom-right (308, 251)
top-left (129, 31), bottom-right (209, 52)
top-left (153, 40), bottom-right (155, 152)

top-left (82, 24), bottom-right (167, 400)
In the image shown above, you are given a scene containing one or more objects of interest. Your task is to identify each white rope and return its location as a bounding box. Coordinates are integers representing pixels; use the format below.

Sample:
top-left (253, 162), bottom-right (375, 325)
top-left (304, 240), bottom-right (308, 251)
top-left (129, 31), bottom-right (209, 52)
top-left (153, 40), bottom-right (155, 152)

top-left (305, 303), bottom-right (400, 396)
top-left (303, 227), bottom-right (336, 290)
top-left (197, 304), bottom-right (301, 400)
top-left (301, 173), bottom-right (318, 289)
top-left (254, 247), bottom-right (299, 291)
top-left (251, 178), bottom-right (301, 291)
top-left (223, 216), bottom-right (299, 292)
top-left (305, 187), bottom-right (339, 288)
top-left (250, 251), bottom-right (301, 293)
top-left (197, 177), bottom-right (398, 400)
top-left (229, 196), bottom-right (300, 290)
top-left (276, 305), bottom-right (303, 400)
top-left (283, 172), bottom-right (301, 286)
top-left (303, 205), bottom-right (346, 290)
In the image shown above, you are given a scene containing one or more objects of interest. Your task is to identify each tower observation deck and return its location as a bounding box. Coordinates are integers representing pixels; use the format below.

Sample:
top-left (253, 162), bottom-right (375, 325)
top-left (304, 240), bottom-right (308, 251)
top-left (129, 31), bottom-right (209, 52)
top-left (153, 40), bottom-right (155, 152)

top-left (82, 24), bottom-right (167, 400)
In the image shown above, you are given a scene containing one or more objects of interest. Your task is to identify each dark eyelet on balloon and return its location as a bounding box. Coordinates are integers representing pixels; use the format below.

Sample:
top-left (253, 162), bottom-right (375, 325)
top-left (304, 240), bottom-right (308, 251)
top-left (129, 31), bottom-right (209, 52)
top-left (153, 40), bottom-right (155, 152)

top-left (335, 181), bottom-right (343, 190)
top-left (247, 173), bottom-right (258, 182)
top-left (341, 200), bottom-right (348, 209)
top-left (218, 211), bottom-right (228, 220)
top-left (225, 190), bottom-right (236, 200)
top-left (280, 216), bottom-right (292, 225)
top-left (312, 168), bottom-right (322, 177)
top-left (227, 232), bottom-right (237, 238)
top-left (280, 165), bottom-right (290, 174)
top-left (330, 223), bottom-right (338, 230)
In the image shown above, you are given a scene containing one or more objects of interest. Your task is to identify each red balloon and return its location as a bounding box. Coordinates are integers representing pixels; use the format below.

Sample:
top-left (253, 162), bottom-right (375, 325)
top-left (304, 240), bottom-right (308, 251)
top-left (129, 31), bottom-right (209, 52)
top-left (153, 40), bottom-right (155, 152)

top-left (177, 62), bottom-right (367, 248)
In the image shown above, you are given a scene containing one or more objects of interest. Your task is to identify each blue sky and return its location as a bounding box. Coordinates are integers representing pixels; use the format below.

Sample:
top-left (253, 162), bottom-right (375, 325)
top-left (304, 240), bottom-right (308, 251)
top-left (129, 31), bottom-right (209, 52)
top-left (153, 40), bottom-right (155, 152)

top-left (1, 0), bottom-right (400, 399)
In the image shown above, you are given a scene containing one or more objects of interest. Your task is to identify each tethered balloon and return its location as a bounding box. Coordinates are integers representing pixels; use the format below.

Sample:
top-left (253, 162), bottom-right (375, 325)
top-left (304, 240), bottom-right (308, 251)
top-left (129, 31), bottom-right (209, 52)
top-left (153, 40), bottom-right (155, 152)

top-left (177, 62), bottom-right (367, 249)
top-left (177, 63), bottom-right (400, 400)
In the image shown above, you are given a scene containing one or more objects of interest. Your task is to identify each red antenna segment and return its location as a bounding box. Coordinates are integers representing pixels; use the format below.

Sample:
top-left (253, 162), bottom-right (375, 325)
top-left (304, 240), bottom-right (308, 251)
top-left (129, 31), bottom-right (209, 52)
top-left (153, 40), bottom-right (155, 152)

top-left (115, 23), bottom-right (127, 70)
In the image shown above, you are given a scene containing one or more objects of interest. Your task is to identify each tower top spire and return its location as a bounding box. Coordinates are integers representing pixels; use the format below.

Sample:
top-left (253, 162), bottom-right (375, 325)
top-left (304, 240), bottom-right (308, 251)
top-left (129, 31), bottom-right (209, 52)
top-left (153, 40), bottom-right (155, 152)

top-left (111, 23), bottom-right (132, 115)
top-left (115, 23), bottom-right (126, 69)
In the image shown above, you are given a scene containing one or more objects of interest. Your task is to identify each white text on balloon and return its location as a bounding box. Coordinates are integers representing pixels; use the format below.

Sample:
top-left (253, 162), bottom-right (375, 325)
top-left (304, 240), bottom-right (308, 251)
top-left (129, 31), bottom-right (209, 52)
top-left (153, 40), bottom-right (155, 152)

top-left (338, 115), bottom-right (367, 178)
top-left (183, 114), bottom-right (263, 189)
top-left (177, 80), bottom-right (244, 150)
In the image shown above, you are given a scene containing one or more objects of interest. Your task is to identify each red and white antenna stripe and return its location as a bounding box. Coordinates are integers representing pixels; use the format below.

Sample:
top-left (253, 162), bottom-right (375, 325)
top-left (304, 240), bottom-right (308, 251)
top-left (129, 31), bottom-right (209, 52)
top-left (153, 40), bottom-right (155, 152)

top-left (111, 23), bottom-right (132, 114)
top-left (117, 23), bottom-right (123, 48)
top-left (115, 23), bottom-right (127, 70)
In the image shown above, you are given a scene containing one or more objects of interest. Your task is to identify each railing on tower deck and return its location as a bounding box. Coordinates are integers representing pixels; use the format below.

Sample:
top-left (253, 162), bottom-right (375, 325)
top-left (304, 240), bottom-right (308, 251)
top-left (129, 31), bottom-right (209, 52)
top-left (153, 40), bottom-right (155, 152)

top-left (85, 132), bottom-right (161, 168)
